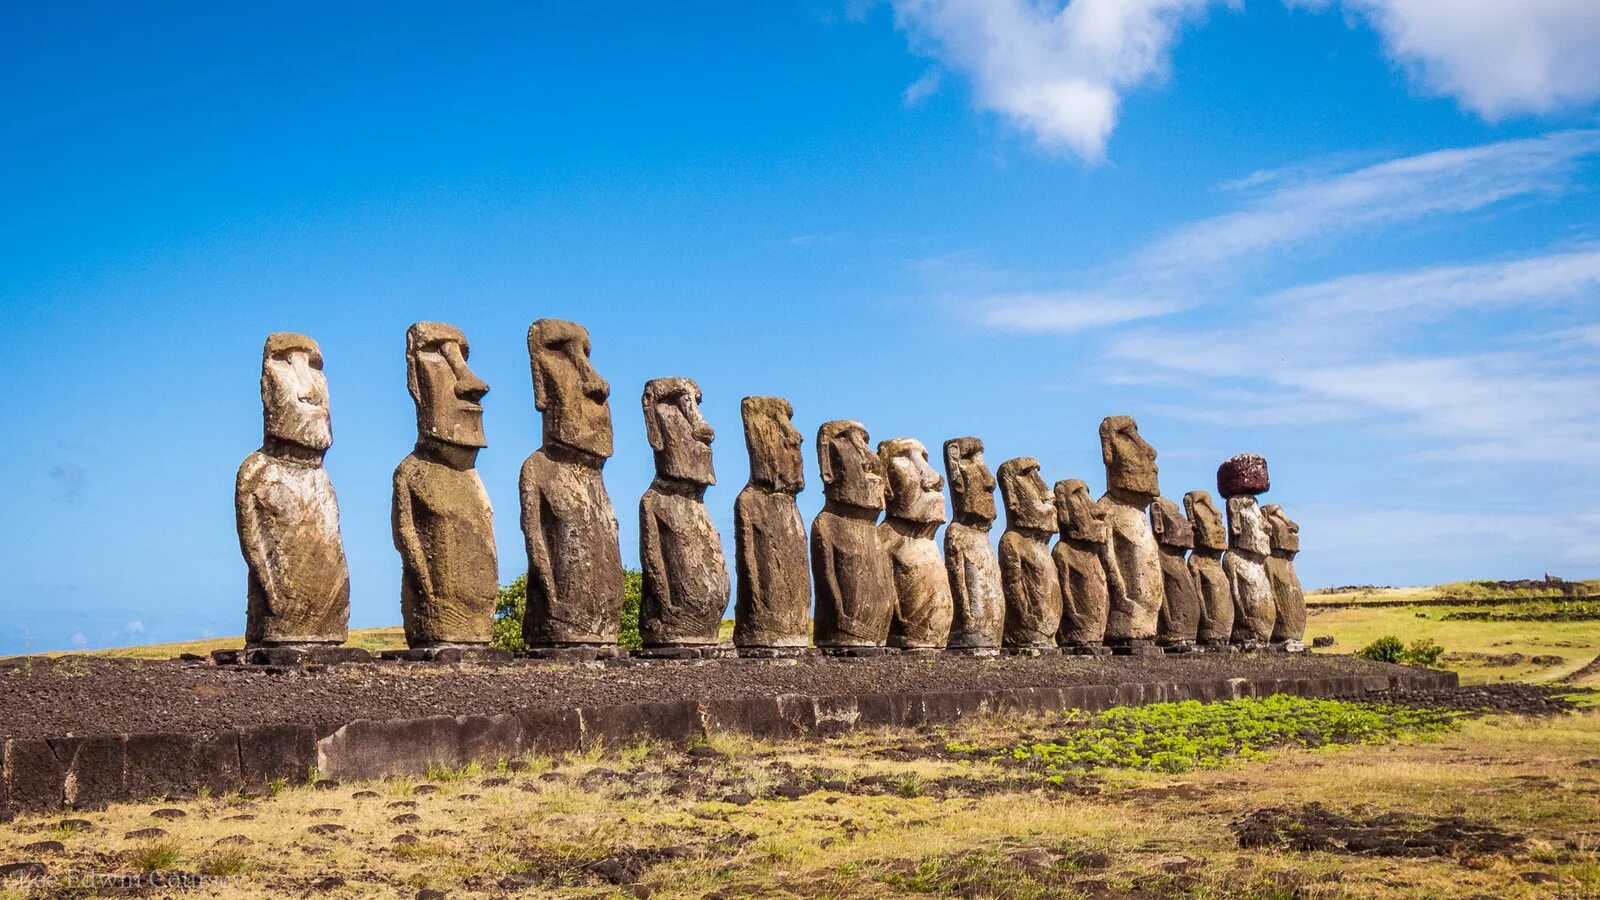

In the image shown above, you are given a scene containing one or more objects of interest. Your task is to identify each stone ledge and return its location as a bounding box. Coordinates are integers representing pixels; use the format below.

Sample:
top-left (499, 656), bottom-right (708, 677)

top-left (0, 667), bottom-right (1456, 812)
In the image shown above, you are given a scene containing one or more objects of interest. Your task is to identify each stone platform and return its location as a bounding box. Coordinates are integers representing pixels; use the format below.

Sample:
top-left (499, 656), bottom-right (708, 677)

top-left (0, 654), bottom-right (1455, 812)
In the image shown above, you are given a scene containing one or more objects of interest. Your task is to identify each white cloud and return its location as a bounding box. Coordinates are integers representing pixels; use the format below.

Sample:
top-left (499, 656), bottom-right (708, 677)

top-left (124, 619), bottom-right (145, 635)
top-left (70, 632), bottom-right (87, 650)
top-left (891, 0), bottom-right (1219, 160)
top-left (977, 291), bottom-right (1187, 333)
top-left (902, 69), bottom-right (942, 106)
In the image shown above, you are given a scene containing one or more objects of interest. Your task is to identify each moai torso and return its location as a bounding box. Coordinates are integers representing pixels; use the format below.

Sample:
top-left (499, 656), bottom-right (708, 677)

top-left (1218, 454), bottom-right (1275, 644)
top-left (811, 420), bottom-right (894, 648)
top-left (1263, 504), bottom-right (1306, 644)
top-left (1098, 416), bottom-right (1164, 643)
top-left (637, 377), bottom-right (729, 646)
top-left (1052, 479), bottom-right (1110, 646)
top-left (998, 458), bottom-right (1062, 648)
top-left (879, 438), bottom-right (952, 649)
top-left (943, 438), bottom-right (1004, 650)
top-left (1184, 490), bottom-right (1233, 644)
top-left (1151, 496), bottom-right (1201, 646)
top-left (734, 397), bottom-right (810, 648)
top-left (520, 319), bottom-right (626, 646)
top-left (392, 323), bottom-right (496, 647)
top-left (237, 333), bottom-right (349, 646)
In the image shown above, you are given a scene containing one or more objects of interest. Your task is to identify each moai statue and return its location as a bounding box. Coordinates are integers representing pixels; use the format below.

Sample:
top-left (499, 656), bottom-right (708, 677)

top-left (520, 319), bottom-right (625, 652)
top-left (997, 457), bottom-right (1062, 651)
top-left (236, 333), bottom-right (350, 647)
top-left (1261, 503), bottom-right (1307, 650)
top-left (1218, 454), bottom-right (1275, 647)
top-left (1150, 496), bottom-right (1201, 651)
top-left (811, 420), bottom-right (894, 651)
top-left (392, 323), bottom-right (496, 647)
top-left (1097, 416), bottom-right (1165, 651)
top-left (878, 438), bottom-right (953, 650)
top-left (1051, 479), bottom-right (1111, 653)
top-left (733, 397), bottom-right (811, 654)
top-left (942, 438), bottom-right (1004, 654)
top-left (637, 377), bottom-right (730, 651)
top-left (1183, 490), bottom-right (1234, 649)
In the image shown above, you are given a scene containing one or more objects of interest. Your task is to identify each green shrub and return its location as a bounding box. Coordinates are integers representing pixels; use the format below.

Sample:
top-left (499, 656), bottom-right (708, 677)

top-left (491, 570), bottom-right (643, 653)
top-left (1403, 637), bottom-right (1444, 667)
top-left (1356, 635), bottom-right (1406, 663)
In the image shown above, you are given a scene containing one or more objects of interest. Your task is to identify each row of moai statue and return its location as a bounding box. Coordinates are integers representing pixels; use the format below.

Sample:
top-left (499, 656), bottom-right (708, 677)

top-left (235, 321), bottom-right (1306, 659)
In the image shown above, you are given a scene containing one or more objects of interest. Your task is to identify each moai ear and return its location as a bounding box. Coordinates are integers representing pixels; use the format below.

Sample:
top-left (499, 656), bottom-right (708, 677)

top-left (641, 385), bottom-right (666, 451)
top-left (1152, 508), bottom-right (1164, 535)
top-left (817, 436), bottom-right (837, 485)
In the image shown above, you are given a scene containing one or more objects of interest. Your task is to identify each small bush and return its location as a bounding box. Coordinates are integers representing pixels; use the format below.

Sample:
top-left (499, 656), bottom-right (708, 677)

top-left (1356, 635), bottom-right (1406, 664)
top-left (1405, 638), bottom-right (1445, 667)
top-left (126, 839), bottom-right (183, 873)
top-left (492, 570), bottom-right (643, 652)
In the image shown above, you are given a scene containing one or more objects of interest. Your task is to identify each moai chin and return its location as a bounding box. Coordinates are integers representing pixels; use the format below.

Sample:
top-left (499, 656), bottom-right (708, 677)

top-left (392, 322), bottom-right (496, 647)
top-left (1183, 490), bottom-right (1234, 646)
top-left (878, 438), bottom-right (953, 650)
top-left (942, 438), bottom-right (1004, 652)
top-left (1261, 503), bottom-right (1307, 649)
top-left (1218, 454), bottom-right (1275, 645)
top-left (1150, 496), bottom-right (1202, 649)
top-left (733, 397), bottom-right (811, 650)
top-left (810, 420), bottom-right (894, 649)
top-left (998, 457), bottom-right (1063, 650)
top-left (236, 333), bottom-right (350, 647)
top-left (638, 377), bottom-right (730, 647)
top-left (1052, 479), bottom-right (1111, 648)
top-left (520, 319), bottom-right (625, 647)
top-left (1097, 416), bottom-right (1165, 645)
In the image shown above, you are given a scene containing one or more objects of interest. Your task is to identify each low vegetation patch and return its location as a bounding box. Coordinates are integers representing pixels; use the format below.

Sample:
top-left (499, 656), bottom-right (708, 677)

top-left (987, 695), bottom-right (1461, 774)
top-left (1356, 635), bottom-right (1444, 666)
top-left (492, 570), bottom-right (645, 653)
top-left (1441, 601), bottom-right (1600, 622)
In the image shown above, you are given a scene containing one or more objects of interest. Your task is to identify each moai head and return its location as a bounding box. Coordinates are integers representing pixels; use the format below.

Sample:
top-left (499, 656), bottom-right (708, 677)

top-left (943, 437), bottom-right (997, 526)
top-left (817, 420), bottom-right (884, 511)
top-left (1261, 504), bottom-right (1301, 554)
top-left (1184, 490), bottom-right (1227, 552)
top-left (1053, 479), bottom-right (1108, 543)
top-left (261, 332), bottom-right (332, 452)
top-left (742, 396), bottom-right (803, 494)
top-left (1217, 453), bottom-right (1270, 498)
top-left (1099, 415), bottom-right (1159, 501)
top-left (1149, 496), bottom-right (1194, 550)
top-left (998, 457), bottom-right (1054, 533)
top-left (406, 322), bottom-right (488, 449)
top-left (643, 377), bottom-right (715, 487)
top-left (878, 438), bottom-right (945, 525)
top-left (528, 319), bottom-right (613, 460)
top-left (1227, 496), bottom-right (1271, 556)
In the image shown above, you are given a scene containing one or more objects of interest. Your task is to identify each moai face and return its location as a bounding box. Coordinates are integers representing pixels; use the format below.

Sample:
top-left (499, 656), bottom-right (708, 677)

top-left (1150, 496), bottom-right (1194, 550)
top-left (1184, 490), bottom-right (1227, 552)
top-left (742, 396), bottom-right (804, 494)
top-left (1261, 504), bottom-right (1301, 554)
top-left (529, 319), bottom-right (613, 460)
top-left (1227, 496), bottom-right (1271, 556)
top-left (644, 377), bottom-right (715, 486)
top-left (1099, 415), bottom-right (1159, 500)
top-left (998, 457), bottom-right (1054, 533)
top-left (261, 332), bottom-right (332, 452)
top-left (878, 438), bottom-right (946, 525)
top-left (406, 322), bottom-right (488, 449)
top-left (943, 437), bottom-right (997, 525)
top-left (1054, 479), bottom-right (1108, 542)
top-left (817, 420), bottom-right (884, 511)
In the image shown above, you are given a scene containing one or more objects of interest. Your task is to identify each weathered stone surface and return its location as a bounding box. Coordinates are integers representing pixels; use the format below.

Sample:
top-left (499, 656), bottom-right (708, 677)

top-left (1098, 416), bottom-right (1164, 644)
top-left (997, 458), bottom-right (1062, 649)
top-left (811, 420), bottom-right (894, 648)
top-left (237, 333), bottom-right (349, 647)
top-left (393, 323), bottom-right (495, 647)
top-left (638, 377), bottom-right (729, 647)
top-left (942, 438), bottom-right (1004, 650)
top-left (1262, 504), bottom-right (1306, 644)
top-left (1217, 453), bottom-right (1270, 499)
top-left (734, 397), bottom-right (810, 649)
top-left (1224, 495), bottom-right (1276, 643)
top-left (1184, 490), bottom-right (1234, 644)
top-left (521, 320), bottom-right (625, 647)
top-left (1150, 496), bottom-right (1201, 647)
top-left (878, 438), bottom-right (952, 649)
top-left (1052, 479), bottom-right (1110, 647)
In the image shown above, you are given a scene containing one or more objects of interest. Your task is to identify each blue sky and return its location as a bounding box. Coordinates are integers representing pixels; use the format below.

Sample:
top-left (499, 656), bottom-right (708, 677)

top-left (3, 1), bottom-right (1598, 653)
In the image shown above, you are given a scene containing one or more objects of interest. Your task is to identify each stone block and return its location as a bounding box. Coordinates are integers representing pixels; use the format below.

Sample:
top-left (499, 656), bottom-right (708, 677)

top-left (239, 723), bottom-right (317, 787)
top-left (1217, 454), bottom-right (1269, 498)
top-left (125, 733), bottom-right (199, 800)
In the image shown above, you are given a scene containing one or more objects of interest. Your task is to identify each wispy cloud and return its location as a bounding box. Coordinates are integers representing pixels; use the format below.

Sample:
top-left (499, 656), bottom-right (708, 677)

top-left (977, 291), bottom-right (1187, 334)
top-left (901, 69), bottom-right (942, 106)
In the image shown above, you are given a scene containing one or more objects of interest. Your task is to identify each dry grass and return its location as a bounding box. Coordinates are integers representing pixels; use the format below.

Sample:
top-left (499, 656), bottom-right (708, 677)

top-left (62, 627), bottom-right (408, 661)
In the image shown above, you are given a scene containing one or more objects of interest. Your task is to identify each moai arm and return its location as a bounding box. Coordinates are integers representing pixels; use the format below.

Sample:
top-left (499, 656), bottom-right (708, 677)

top-left (946, 534), bottom-right (970, 617)
top-left (392, 471), bottom-right (436, 603)
top-left (999, 537), bottom-right (1025, 613)
top-left (814, 528), bottom-right (847, 633)
top-left (735, 497), bottom-right (761, 605)
top-left (1096, 497), bottom-right (1129, 607)
top-left (638, 497), bottom-right (671, 613)
top-left (235, 465), bottom-right (278, 614)
top-left (518, 468), bottom-right (559, 615)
